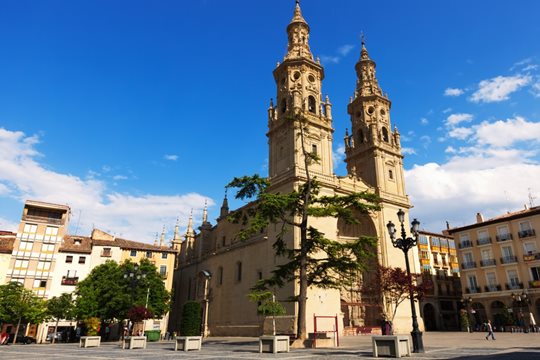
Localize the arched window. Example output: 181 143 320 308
382 127 389 142
236 261 242 282
308 96 316 113
218 266 224 285
281 99 287 114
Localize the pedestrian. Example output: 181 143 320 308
485 319 495 340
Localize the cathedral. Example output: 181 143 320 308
170 1 422 337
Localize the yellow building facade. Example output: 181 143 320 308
170 2 423 337
450 207 540 330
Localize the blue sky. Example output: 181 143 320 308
1 0 539 241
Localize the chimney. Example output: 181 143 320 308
476 212 484 223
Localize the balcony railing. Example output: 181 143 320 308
465 286 481 294
477 237 492 245
22 214 64 225
461 261 476 269
506 282 524 290
61 276 79 286
459 240 473 249
160 272 168 279
523 252 540 262
500 255 518 264
480 258 496 267
496 233 512 242
518 229 536 239
484 284 501 292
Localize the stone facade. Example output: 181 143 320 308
170 2 423 337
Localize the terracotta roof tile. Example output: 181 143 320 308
59 235 92 254
0 235 15 254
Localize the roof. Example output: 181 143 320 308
0 232 15 254
59 235 92 254
115 237 177 253
448 206 540 234
419 230 453 239
25 199 70 211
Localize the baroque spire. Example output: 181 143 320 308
220 190 229 218
160 225 165 246
285 0 313 61
354 35 382 97
202 200 208 224
186 210 194 237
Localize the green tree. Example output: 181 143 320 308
0 282 47 344
180 301 202 336
227 116 380 342
46 293 75 344
75 259 170 323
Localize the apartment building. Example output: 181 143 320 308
0 231 16 284
416 231 461 331
449 206 540 329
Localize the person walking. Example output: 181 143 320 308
485 319 496 340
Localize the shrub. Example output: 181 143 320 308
180 301 202 336
85 317 100 336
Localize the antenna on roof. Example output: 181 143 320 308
529 188 536 208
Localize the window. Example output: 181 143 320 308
146 251 152 258
463 252 473 264
388 169 394 180
222 236 226 247
14 259 29 269
501 246 513 258
311 144 318 155
218 266 223 285
519 221 532 231
257 271 263 280
161 253 168 259
79 256 86 264
308 96 316 113
420 251 429 259
44 226 59 242
19 241 33 251
524 242 537 255
160 265 167 277
507 270 520 287
130 250 137 257
382 127 389 142
22 223 37 239
41 243 55 253
37 261 51 271
280 99 287 113
236 262 242 282
358 129 364 143
33 279 47 288
481 249 492 260
101 247 112 257
531 267 540 281
486 272 497 286
418 235 428 245
66 256 73 263
468 275 478 289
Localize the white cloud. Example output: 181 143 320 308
532 80 540 97
446 113 473 127
401 147 416 155
420 118 429 125
444 88 464 97
442 108 452 114
406 115 540 232
0 127 212 242
333 144 345 168
0 217 18 232
112 175 128 181
164 154 178 161
337 44 355 56
470 74 531 103
448 127 474 140
474 116 540 147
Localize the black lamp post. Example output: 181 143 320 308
512 290 530 331
461 296 473 332
386 209 424 353
124 265 147 335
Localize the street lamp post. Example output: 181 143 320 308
461 296 473 332
124 265 147 335
511 290 530 332
386 209 424 353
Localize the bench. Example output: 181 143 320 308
122 336 147 350
174 336 202 351
259 335 290 353
372 335 411 358
79 336 101 348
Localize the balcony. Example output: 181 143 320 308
461 261 476 269
500 255 518 264
459 240 473 249
530 280 540 288
506 282 524 290
61 276 79 286
476 237 492 245
484 284 502 292
465 286 481 294
480 258 496 267
160 272 168 279
22 214 64 225
523 252 540 262
496 233 513 242
518 229 536 239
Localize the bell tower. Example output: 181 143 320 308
267 1 334 182
344 38 406 198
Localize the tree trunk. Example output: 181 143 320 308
297 227 308 341
52 318 59 344
12 317 22 345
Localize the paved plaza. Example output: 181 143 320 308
0 332 539 359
